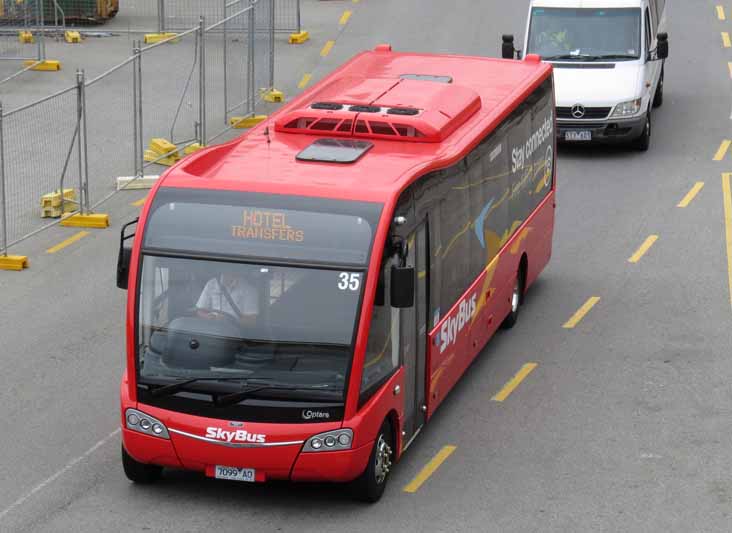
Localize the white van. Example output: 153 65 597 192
503 0 668 151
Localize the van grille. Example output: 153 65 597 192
557 107 611 120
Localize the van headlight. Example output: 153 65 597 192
125 408 170 439
303 429 353 452
611 98 642 117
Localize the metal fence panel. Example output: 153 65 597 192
139 28 201 170
0 85 82 248
85 59 138 207
0 0 43 85
160 0 298 33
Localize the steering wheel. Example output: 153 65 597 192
196 306 241 324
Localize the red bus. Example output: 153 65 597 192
116 45 555 502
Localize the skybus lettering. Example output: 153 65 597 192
205 427 267 443
231 209 305 242
439 293 478 354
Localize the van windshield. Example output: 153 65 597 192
527 7 642 61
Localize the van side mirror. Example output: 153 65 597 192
656 32 668 60
502 34 516 60
390 265 414 308
117 219 138 290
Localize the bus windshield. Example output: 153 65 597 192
136 189 383 401
527 7 642 61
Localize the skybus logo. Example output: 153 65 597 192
205 427 266 443
438 293 478 354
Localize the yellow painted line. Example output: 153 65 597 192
728 62 732 79
723 32 731 48
563 296 600 329
131 196 147 207
403 445 457 493
320 40 335 57
492 363 538 402
718 5 726 20
297 73 312 90
677 182 704 208
722 174 732 311
339 10 352 25
628 235 658 263
714 139 731 161
352 0 360 3
46 231 89 254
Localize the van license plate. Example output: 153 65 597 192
214 465 255 482
565 130 592 141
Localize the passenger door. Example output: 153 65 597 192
400 222 429 446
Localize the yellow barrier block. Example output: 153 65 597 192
41 203 77 219
60 213 110 228
143 32 179 44
64 31 82 43
183 143 204 155
23 60 61 71
288 31 310 44
261 88 284 103
0 255 29 271
18 31 34 44
144 137 180 166
41 188 76 208
229 115 267 129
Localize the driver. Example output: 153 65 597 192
196 270 259 325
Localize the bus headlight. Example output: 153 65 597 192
125 408 170 440
611 98 642 117
303 429 353 452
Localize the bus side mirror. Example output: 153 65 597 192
117 218 138 290
502 34 516 60
390 265 415 308
117 247 132 290
656 32 668 59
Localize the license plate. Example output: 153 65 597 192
565 130 592 141
214 465 256 482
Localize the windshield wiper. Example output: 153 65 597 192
146 376 251 398
593 54 639 60
214 381 340 407
543 54 601 61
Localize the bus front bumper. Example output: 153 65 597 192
122 420 373 483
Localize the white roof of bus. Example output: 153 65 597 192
531 0 643 8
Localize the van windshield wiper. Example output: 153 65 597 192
594 54 639 60
543 54 600 61
147 376 251 398
214 381 340 407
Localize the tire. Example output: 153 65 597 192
352 420 394 503
634 112 651 152
122 445 163 484
501 268 523 329
653 69 664 108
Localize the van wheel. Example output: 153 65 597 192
122 445 162 484
653 69 664 108
634 112 651 152
352 420 394 503
501 268 523 329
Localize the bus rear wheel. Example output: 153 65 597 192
122 445 162 484
352 419 394 503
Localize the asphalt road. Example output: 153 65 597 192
1 0 731 531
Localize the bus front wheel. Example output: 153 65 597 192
352 419 394 503
501 267 524 329
122 445 163 484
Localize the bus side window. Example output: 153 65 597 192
360 255 400 402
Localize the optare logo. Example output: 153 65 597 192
302 409 330 420
205 426 266 443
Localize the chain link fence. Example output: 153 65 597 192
0 0 277 260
